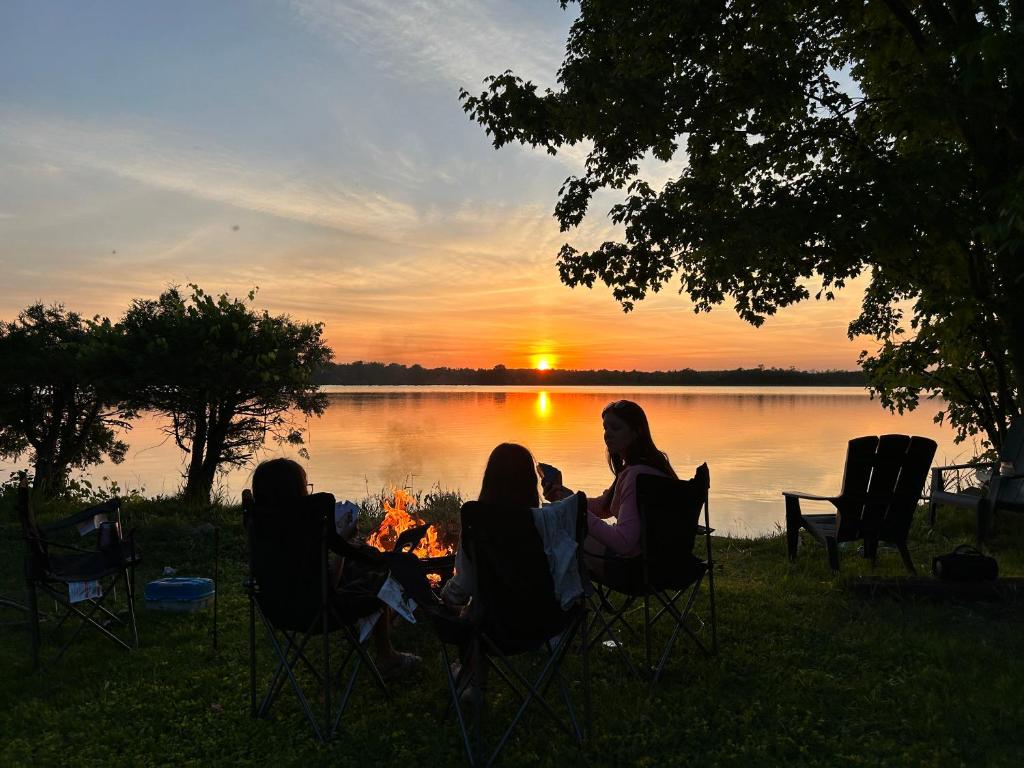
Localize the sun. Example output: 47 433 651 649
530 352 556 371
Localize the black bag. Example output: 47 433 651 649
932 545 998 581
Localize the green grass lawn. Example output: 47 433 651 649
1 498 1022 767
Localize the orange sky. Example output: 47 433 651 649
0 2 876 372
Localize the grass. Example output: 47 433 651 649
1 494 1022 767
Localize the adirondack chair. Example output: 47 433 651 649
928 417 1024 543
785 435 937 573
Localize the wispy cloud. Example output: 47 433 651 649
289 0 567 90
0 111 420 238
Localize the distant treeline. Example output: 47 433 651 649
315 362 867 387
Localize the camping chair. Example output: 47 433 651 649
428 492 590 768
785 434 937 573
16 475 140 670
243 489 390 742
929 417 1024 544
585 465 717 685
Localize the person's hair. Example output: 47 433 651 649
251 457 309 508
601 400 677 479
478 442 542 508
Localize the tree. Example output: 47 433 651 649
460 1 1023 450
121 286 332 503
0 305 132 496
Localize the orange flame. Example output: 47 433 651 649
365 488 454 560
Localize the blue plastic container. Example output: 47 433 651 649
144 577 215 612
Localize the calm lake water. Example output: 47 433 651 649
6 386 973 536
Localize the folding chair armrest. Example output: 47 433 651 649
781 491 837 502
696 525 715 535
333 536 386 565
584 550 637 563
931 461 996 476
40 499 121 534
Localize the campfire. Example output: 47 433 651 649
366 489 457 585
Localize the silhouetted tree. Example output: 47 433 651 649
121 286 331 504
461 1 1023 449
0 305 132 496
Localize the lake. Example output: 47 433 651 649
5 386 974 536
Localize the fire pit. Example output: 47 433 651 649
366 489 458 589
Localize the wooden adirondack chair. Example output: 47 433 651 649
785 435 937 573
928 417 1024 543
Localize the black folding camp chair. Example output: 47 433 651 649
16 475 140 670
243 489 391 742
585 465 717 685
428 492 590 767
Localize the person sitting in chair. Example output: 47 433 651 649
440 442 544 609
542 400 677 583
251 457 422 680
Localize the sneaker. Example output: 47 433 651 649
379 652 422 681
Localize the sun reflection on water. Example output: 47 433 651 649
535 390 551 418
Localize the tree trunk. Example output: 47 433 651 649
32 459 61 497
195 414 231 506
998 246 1024 425
182 406 211 503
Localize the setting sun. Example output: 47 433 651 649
537 359 550 371
533 354 555 371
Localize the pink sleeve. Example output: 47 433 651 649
586 470 641 556
587 485 614 518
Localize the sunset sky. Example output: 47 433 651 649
1 1 873 371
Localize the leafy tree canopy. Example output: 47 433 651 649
120 285 332 503
0 304 132 495
461 0 1023 449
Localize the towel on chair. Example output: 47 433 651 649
532 495 584 609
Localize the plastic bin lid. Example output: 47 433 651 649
144 576 215 601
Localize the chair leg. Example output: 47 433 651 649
707 562 718 656
977 499 992 546
483 626 582 767
863 537 879 567
322 609 331 741
643 595 652 675
248 593 258 718
439 641 476 766
581 601 591 741
826 537 840 573
124 566 139 649
785 496 801 561
258 619 324 741
584 594 638 677
26 579 41 671
896 542 916 574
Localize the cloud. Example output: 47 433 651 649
0 111 420 238
289 0 567 89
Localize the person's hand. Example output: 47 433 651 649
538 463 562 490
543 483 572 502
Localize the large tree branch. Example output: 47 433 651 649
920 0 958 42
882 0 930 53
56 400 102 467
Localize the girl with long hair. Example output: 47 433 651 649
440 442 543 607
544 399 676 557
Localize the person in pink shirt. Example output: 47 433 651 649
542 400 677 580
